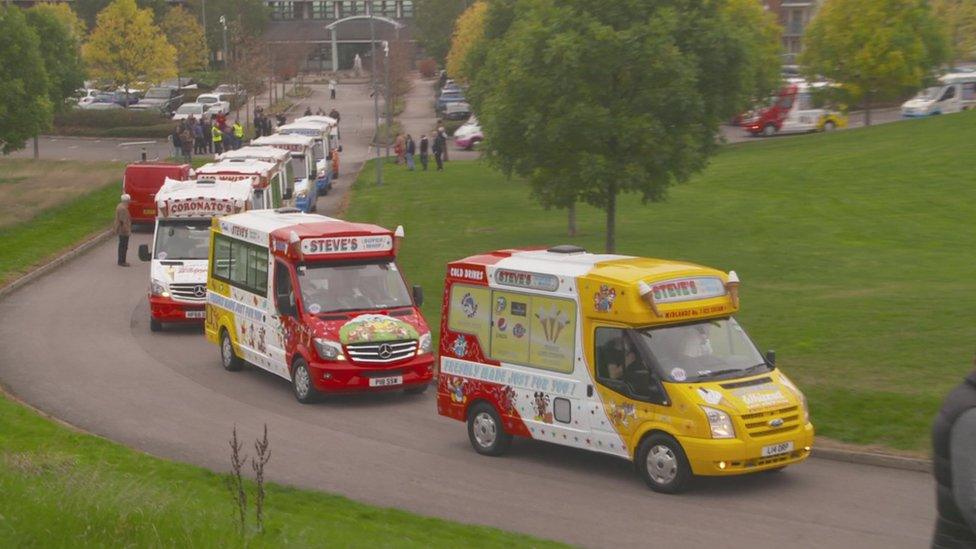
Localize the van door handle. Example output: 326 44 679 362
587 385 593 397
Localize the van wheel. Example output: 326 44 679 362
220 330 243 372
467 402 512 456
762 124 777 137
823 121 836 132
292 358 319 404
637 433 692 494
150 318 162 332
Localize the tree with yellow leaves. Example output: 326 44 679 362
445 1 487 82
30 2 86 42
931 0 976 63
160 6 208 80
83 0 176 98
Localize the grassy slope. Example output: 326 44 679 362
345 112 976 451
0 394 560 547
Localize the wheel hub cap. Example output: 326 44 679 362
473 412 497 447
295 367 310 397
647 445 678 484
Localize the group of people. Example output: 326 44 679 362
253 106 285 139
393 122 449 172
170 113 244 162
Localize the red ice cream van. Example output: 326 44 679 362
123 162 192 224
204 209 434 402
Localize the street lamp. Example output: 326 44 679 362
383 40 391 160
369 8 382 186
219 15 228 69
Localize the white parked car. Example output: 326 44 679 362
196 93 230 116
75 88 99 106
172 102 206 121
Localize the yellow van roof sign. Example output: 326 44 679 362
643 276 726 305
494 268 559 292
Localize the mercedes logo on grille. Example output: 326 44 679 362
769 418 784 428
377 344 394 359
193 285 207 298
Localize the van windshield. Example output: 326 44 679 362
915 86 941 100
153 219 211 260
633 318 769 383
297 260 412 314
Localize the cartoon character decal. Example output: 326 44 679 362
451 334 468 357
461 292 479 318
339 314 420 343
533 392 553 424
448 377 467 404
607 401 638 427
594 284 616 312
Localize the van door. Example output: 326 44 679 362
784 92 819 132
266 261 294 378
937 84 958 114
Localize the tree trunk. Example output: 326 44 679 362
864 92 872 126
605 182 617 253
567 201 577 237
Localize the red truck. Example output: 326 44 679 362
123 162 192 225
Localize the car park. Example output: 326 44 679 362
901 73 976 117
131 87 184 116
172 102 206 121
443 101 471 121
436 91 467 113
214 84 246 101
160 77 197 90
204 210 434 402
453 117 483 150
72 88 99 107
437 246 813 493
196 93 231 116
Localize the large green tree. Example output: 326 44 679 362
932 0 976 64
415 0 469 64
161 6 209 78
82 0 177 96
0 7 52 154
183 0 269 65
25 6 86 113
465 0 781 252
801 0 947 125
74 0 168 29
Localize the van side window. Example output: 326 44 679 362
212 234 231 279
595 327 659 403
941 85 956 101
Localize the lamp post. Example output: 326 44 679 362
383 40 391 160
219 15 228 69
201 0 208 69
369 9 382 186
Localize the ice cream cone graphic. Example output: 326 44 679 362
725 270 740 308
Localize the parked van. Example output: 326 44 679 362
218 146 295 199
901 73 976 117
252 134 318 212
122 162 192 225
195 159 285 211
741 81 847 136
276 121 334 195
436 246 813 493
204 209 434 402
138 178 254 332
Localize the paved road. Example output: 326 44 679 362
0 82 937 547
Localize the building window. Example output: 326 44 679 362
312 1 336 19
372 0 396 17
269 1 296 20
400 0 412 18
338 0 367 16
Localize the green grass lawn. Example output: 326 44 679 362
346 112 976 452
0 394 561 547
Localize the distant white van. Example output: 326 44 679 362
902 73 976 117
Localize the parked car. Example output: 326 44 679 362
453 117 483 150
160 77 197 90
80 91 136 110
436 91 467 113
443 100 471 120
196 93 231 116
71 88 99 107
214 84 246 101
130 86 184 115
171 102 206 120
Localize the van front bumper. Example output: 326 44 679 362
149 295 206 323
307 354 435 394
679 422 815 476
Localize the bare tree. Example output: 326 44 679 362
225 425 248 536
251 424 272 532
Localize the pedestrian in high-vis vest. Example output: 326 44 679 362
211 124 223 154
232 122 244 150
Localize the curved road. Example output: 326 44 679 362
0 232 935 548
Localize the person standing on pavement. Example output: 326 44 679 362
394 133 405 165
405 134 416 171
432 130 446 171
170 124 182 159
202 116 213 153
331 146 340 178
211 122 223 154
192 118 204 154
329 78 337 100
232 121 245 150
180 125 193 162
932 358 976 548
329 107 340 140
115 194 132 267
438 122 450 162
419 134 429 171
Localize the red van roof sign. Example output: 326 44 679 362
300 235 393 256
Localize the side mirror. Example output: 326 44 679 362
765 350 776 366
412 285 424 307
138 244 151 262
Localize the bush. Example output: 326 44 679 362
53 109 174 138
418 58 438 78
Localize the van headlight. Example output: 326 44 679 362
779 375 810 424
150 279 170 298
702 406 735 439
314 338 344 361
418 332 432 355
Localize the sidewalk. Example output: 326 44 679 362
399 73 479 162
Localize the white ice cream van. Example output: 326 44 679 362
902 73 976 117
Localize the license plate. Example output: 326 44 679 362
185 310 206 319
761 441 794 457
143 209 156 215
369 375 402 387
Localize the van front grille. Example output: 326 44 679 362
169 283 207 302
740 405 801 438
346 340 417 364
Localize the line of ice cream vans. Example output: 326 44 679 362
124 142 813 494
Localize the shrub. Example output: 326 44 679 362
55 109 168 128
418 58 438 78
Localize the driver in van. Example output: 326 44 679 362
681 325 714 358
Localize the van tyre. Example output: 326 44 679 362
762 124 777 137
637 433 692 494
220 330 244 372
292 358 319 404
150 318 162 332
467 402 512 456
823 121 836 132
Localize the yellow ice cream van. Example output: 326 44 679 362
436 245 813 493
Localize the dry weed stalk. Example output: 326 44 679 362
252 424 272 532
